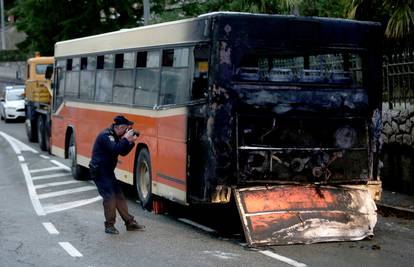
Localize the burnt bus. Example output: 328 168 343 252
52 12 382 246
188 13 382 246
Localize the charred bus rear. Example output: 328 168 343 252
188 13 382 246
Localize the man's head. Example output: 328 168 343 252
113 115 134 137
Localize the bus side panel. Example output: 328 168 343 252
51 102 158 185
155 111 187 203
51 114 66 158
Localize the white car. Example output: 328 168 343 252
0 87 26 122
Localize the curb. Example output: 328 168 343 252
377 203 414 220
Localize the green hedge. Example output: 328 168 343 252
0 50 27 62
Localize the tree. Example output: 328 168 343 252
12 0 157 55
154 0 303 22
345 0 414 40
300 0 347 18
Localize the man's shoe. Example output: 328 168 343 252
126 221 145 231
105 225 119 235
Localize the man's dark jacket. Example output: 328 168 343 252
90 125 135 179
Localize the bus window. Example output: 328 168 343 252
160 48 190 105
192 45 209 100
124 52 135 68
113 53 134 104
87 56 96 70
66 59 72 71
235 52 363 87
65 70 79 98
80 57 87 70
80 71 95 100
135 51 160 107
64 58 79 98
72 58 80 71
97 55 104 69
95 70 113 102
104 54 114 69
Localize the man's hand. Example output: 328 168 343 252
124 129 138 143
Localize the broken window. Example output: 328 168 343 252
235 52 363 87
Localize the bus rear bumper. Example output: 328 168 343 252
233 185 377 246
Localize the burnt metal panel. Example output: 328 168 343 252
234 185 377 246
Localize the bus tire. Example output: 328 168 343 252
37 115 47 151
68 133 85 180
136 148 153 210
25 117 38 142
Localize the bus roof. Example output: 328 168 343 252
54 16 210 58
54 12 381 58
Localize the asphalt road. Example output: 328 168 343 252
0 119 413 267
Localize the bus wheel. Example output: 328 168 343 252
37 116 47 151
25 118 38 142
136 148 152 210
68 134 85 180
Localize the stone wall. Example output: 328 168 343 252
0 61 25 91
382 108 414 147
381 105 414 195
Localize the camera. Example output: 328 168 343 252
132 130 140 137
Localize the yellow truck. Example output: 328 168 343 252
25 56 54 151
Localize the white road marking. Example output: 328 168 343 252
32 173 70 181
259 250 307 267
178 218 216 233
38 186 96 199
34 180 82 189
43 196 102 214
30 166 63 173
0 131 97 217
20 163 46 216
0 131 38 154
59 242 83 257
203 250 239 260
42 222 59 234
50 160 71 171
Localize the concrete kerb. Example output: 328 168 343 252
377 203 414 220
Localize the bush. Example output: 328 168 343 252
0 50 27 62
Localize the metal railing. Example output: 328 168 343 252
383 52 414 109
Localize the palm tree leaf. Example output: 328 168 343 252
385 4 414 39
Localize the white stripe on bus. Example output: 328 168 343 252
64 101 188 117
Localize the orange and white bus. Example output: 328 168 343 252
50 12 382 246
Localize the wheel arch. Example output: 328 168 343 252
133 143 150 186
64 125 75 159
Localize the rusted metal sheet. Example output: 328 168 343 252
234 185 377 246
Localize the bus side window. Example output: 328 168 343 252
135 51 160 107
53 60 66 111
192 45 209 100
160 48 190 105
64 58 80 98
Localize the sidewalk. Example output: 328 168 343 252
377 190 414 219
